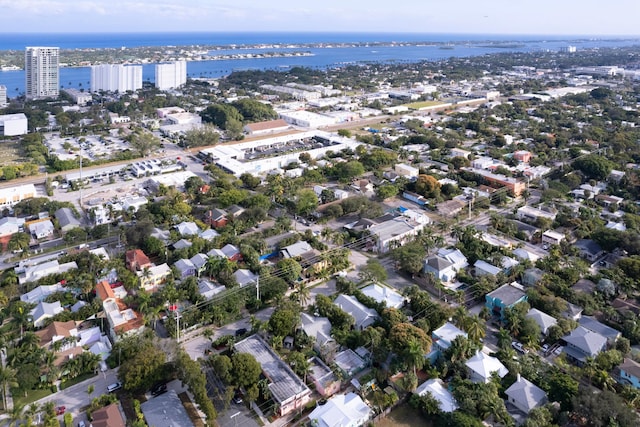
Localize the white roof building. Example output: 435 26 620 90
0 113 28 136
505 375 548 413
415 379 458 413
466 351 509 383
31 301 64 328
526 308 557 335
360 284 405 309
21 283 64 305
334 294 379 331
0 184 37 208
19 261 78 285
308 392 372 427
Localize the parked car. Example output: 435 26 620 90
235 328 247 337
511 341 529 354
151 383 167 396
541 344 550 354
553 346 564 356
78 421 86 427
107 382 122 393
232 390 243 404
55 406 66 416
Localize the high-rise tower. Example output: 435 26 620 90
25 47 60 99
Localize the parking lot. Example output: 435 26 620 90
44 130 131 162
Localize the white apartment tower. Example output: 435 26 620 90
0 85 7 107
91 64 143 93
25 47 60 99
155 61 187 90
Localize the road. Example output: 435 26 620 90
26 368 120 427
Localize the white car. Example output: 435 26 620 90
541 344 550 354
511 341 529 354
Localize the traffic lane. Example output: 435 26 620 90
37 369 119 416
217 402 259 427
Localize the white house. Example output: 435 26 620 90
505 374 548 413
526 308 557 336
334 294 379 331
542 230 565 246
394 163 419 178
360 284 405 309
20 283 64 305
29 220 55 239
308 392 372 427
466 351 509 383
31 301 64 328
414 379 458 413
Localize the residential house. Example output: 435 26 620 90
35 320 78 351
541 230 565 246
485 282 527 318
300 313 337 359
308 357 340 398
308 392 372 427
522 267 545 287
424 256 456 282
90 403 126 427
516 206 556 222
573 279 596 295
368 217 426 253
140 390 194 427
360 284 405 309
579 316 621 345
221 244 242 261
466 351 509 383
235 335 311 416
19 261 78 285
197 279 225 300
228 204 245 218
20 283 64 304
206 208 228 228
595 194 624 208
174 259 196 279
526 308 557 336
414 379 458 413
574 239 605 262
172 238 192 250
617 358 640 389
562 326 607 366
190 253 209 275
0 217 23 239
97 281 145 341
125 249 152 272
137 263 171 291
31 301 64 328
505 375 548 414
280 241 314 259
562 301 584 321
54 208 81 232
29 220 55 239
474 260 502 277
501 256 519 274
175 221 199 236
333 349 367 377
233 269 258 287
431 322 468 354
199 228 220 241
334 294 379 330
437 248 469 270
512 248 540 263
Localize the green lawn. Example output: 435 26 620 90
375 402 433 427
403 100 446 110
60 372 96 390
0 140 23 164
12 388 53 407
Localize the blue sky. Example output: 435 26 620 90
1 0 638 35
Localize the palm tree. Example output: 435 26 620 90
8 402 24 427
496 328 511 350
292 281 311 307
452 306 468 330
465 315 486 344
0 365 17 410
403 338 426 380
10 302 33 339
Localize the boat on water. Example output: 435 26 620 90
1 65 20 71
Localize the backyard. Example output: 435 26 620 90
374 402 432 427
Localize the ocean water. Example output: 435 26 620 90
1 32 639 98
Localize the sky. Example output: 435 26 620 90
1 0 639 36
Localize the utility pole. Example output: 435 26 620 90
256 276 260 301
